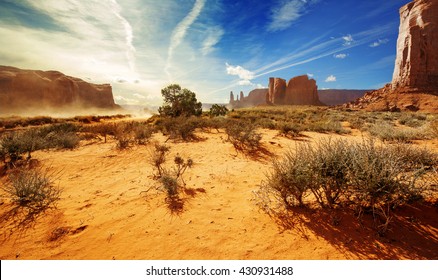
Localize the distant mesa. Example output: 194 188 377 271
348 0 438 112
229 74 323 108
318 89 368 106
0 65 120 114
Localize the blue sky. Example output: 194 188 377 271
0 0 411 105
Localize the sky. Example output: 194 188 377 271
0 0 412 105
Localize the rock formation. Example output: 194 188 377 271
266 75 322 106
392 0 438 92
229 74 323 108
348 0 438 112
0 65 119 114
229 89 267 108
267 78 286 104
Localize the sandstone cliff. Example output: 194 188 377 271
348 0 438 112
0 66 119 114
229 74 323 108
392 0 438 92
266 75 322 106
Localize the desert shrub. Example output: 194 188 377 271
159 173 179 197
310 139 352 208
225 120 262 152
83 122 117 143
115 127 132 149
2 167 61 211
347 140 428 234
149 143 170 178
259 144 315 208
428 119 438 138
276 121 303 138
399 113 427 128
158 116 198 142
209 104 229 117
133 123 154 145
368 122 428 142
158 84 202 117
257 138 434 234
0 133 25 165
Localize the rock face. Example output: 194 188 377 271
0 65 118 113
348 0 438 113
229 89 268 108
392 0 438 92
267 75 322 106
229 74 322 108
267 78 286 104
318 89 368 106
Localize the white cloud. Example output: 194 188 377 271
225 63 255 80
267 0 319 32
165 0 206 80
201 27 224 55
342 34 354 46
325 75 336 82
369 38 389 47
307 73 314 77
334 53 347 59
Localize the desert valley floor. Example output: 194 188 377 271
1 125 437 260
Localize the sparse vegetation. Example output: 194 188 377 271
225 120 262 153
256 138 437 235
2 167 61 211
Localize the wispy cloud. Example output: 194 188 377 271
334 53 347 59
369 38 389 47
201 26 224 55
342 34 354 46
267 0 319 32
325 75 336 82
165 0 205 80
253 22 396 78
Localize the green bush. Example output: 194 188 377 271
209 104 229 117
158 84 202 117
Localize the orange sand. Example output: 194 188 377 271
1 129 437 260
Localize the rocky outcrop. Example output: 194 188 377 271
266 75 322 106
347 0 438 113
318 90 368 106
0 65 118 114
229 74 323 108
267 78 286 104
392 0 438 92
229 89 268 108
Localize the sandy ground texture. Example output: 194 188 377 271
0 128 437 260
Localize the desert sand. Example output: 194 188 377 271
1 126 437 260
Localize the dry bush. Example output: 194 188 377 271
256 138 436 235
276 121 303 138
367 122 428 142
2 167 61 211
225 120 262 152
133 123 154 145
158 116 199 142
82 122 117 143
149 143 170 178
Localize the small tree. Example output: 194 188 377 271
158 84 202 117
209 104 229 117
